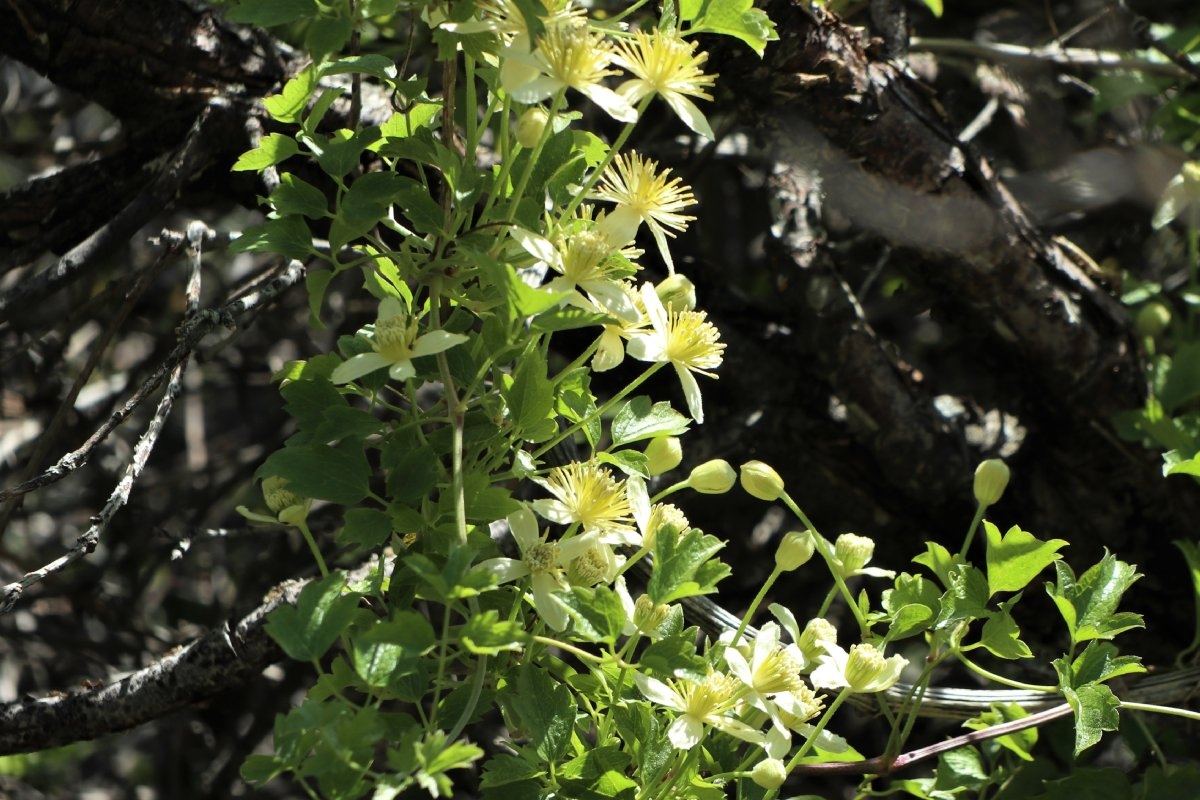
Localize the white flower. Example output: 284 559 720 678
512 226 639 321
593 152 696 273
331 297 468 384
476 505 597 630
633 670 765 750
832 533 895 580
531 460 638 544
810 642 908 694
626 283 724 423
611 29 717 138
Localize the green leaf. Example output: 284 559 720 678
559 746 638 799
639 627 705 679
324 54 400 80
985 521 1067 595
339 507 393 548
530 307 612 332
686 0 778 56
560 585 627 643
1031 767 1133 800
1063 683 1122 755
1045 553 1143 645
258 442 371 505
647 527 729 604
931 746 987 794
230 215 313 260
375 104 442 142
883 572 940 640
505 348 555 437
610 396 691 447
352 611 436 687
913 541 961 588
933 564 990 629
460 610 529 654
555 368 600 448
305 14 353 63
233 133 300 172
918 0 943 17
480 754 544 788
1067 641 1145 686
313 405 384 443
264 65 319 123
280 378 344 432
508 668 574 762
963 703 1037 761
978 596 1033 659
265 573 358 660
240 753 285 785
332 170 403 248
887 603 934 641
1160 341 1200 413
383 443 440 503
597 449 650 479
269 173 328 218
226 0 318 26
315 126 382 179
394 178 447 236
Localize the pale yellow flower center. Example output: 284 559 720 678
845 644 886 691
644 503 688 549
373 315 418 362
596 153 696 233
526 542 560 574
567 544 609 585
558 229 614 284
751 647 807 695
663 309 724 373
545 461 632 530
616 31 715 99
681 672 739 719
540 22 615 90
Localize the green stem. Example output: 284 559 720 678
781 489 869 634
729 565 783 647
559 95 654 221
296 520 329 577
953 651 1057 693
501 91 567 225
761 688 854 800
1120 700 1200 723
531 362 665 459
959 502 987 559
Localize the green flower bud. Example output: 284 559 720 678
655 274 697 311
687 459 736 494
1135 302 1171 339
834 533 875 575
973 459 1010 507
515 107 549 148
633 593 672 636
644 436 683 476
843 643 907 693
740 460 785 501
751 758 788 790
775 530 815 571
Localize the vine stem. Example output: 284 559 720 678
958 502 987 558
729 564 784 647
531 362 665 459
953 650 1057 693
779 489 869 634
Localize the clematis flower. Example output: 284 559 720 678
476 505 597 630
626 282 725 423
501 23 637 123
612 29 717 138
593 152 696 273
633 670 765 750
832 533 895 580
531 460 638 544
724 621 812 732
331 297 468 385
237 476 311 527
811 642 908 694
512 226 639 321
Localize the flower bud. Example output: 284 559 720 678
740 460 785 501
775 530 815 572
843 643 907 693
751 758 788 790
687 459 736 494
834 533 875 576
644 436 683 476
655 274 697 311
515 107 549 148
973 459 1010 507
633 593 672 636
1135 302 1171 339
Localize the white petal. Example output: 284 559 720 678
389 359 417 381
626 475 650 532
768 603 801 643
378 296 406 320
331 351 391 384
667 716 704 750
557 531 601 562
411 329 469 357
531 498 575 525
1152 176 1188 229
676 365 704 423
583 280 640 322
511 227 559 266
724 647 754 686
592 329 625 372
532 572 570 630
625 332 665 363
581 83 638 123
596 205 642 251
511 75 560 105
475 557 530 585
507 505 540 552
666 94 715 140
632 672 683 710
649 222 676 275
639 282 669 334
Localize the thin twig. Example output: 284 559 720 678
910 36 1195 81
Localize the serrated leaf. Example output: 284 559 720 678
984 521 1068 595
647 527 728 604
461 610 528 654
963 703 1037 761
264 65 319 123
887 603 934 641
510 668 574 761
913 541 961 588
1046 554 1143 645
1068 641 1146 686
610 396 690 447
597 449 650 478
978 597 1033 659
316 126 382 179
1159 341 1200 413
269 173 328 218
265 573 358 661
352 611 436 687
258 442 371 505
375 104 442 143
305 14 352 63
339 507 393 548
231 215 313 260
1034 767 1134 800
480 754 544 788
687 0 778 56
280 378 344 431
530 307 612 332
505 348 554 436
1060 682 1121 755
324 54 400 80
933 564 990 629
233 133 300 172
560 585 627 643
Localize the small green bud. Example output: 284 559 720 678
740 460 785 501
515 107 549 148
687 459 736 494
1135 302 1171 339
262 475 310 526
633 593 672 635
751 758 788 790
973 459 1010 507
775 530 815 571
655 274 697 311
834 533 875 575
644 436 683 476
